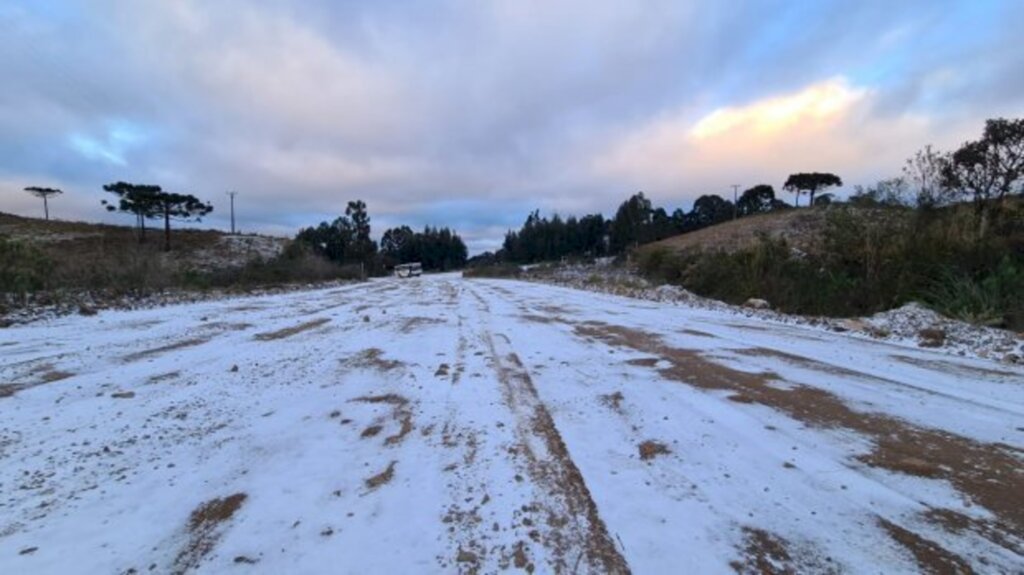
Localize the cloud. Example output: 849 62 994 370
589 76 986 204
1 1 1023 253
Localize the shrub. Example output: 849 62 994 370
0 237 53 293
461 264 522 278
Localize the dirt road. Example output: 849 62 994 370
1 275 1021 573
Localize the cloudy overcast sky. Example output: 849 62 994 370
2 1 1022 252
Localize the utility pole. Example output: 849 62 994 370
226 191 238 234
731 184 740 220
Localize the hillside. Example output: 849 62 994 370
641 208 830 256
0 212 287 274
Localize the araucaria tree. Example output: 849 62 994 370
102 182 212 250
102 182 162 243
23 186 63 220
783 172 842 207
151 192 214 251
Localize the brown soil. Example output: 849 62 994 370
123 337 212 362
521 313 558 324
924 508 1022 556
728 526 837 575
638 440 670 461
254 317 330 341
735 347 893 383
573 320 1024 540
625 357 660 367
352 393 408 405
147 371 180 384
385 413 414 446
111 391 136 399
352 394 414 446
173 493 247 574
345 348 403 372
0 366 74 398
890 354 1021 380
365 461 396 490
879 518 973 574
361 425 383 438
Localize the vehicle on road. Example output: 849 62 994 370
394 262 422 278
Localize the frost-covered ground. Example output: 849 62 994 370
1 274 1021 574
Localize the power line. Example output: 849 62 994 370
731 184 740 220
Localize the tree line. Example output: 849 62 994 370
295 201 468 275
493 177 834 264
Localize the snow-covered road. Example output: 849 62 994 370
1 274 1022 573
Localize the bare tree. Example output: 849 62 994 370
23 187 63 220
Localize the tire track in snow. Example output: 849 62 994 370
463 283 631 574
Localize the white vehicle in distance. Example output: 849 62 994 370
394 262 423 278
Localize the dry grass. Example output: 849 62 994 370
642 208 829 257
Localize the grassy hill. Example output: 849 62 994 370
0 212 287 271
641 207 830 257
0 213 355 300
634 201 1024 329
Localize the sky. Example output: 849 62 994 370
2 1 1023 253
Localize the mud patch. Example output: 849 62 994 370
361 424 383 438
729 526 838 575
365 461 396 490
173 493 247 574
890 354 1020 380
123 337 212 362
924 508 1022 556
879 518 972 574
400 316 446 331
521 313 559 324
254 317 330 341
351 394 414 446
0 366 74 398
736 347 894 383
345 348 403 372
147 371 181 384
638 440 670 461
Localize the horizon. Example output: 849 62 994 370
2 1 1023 254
